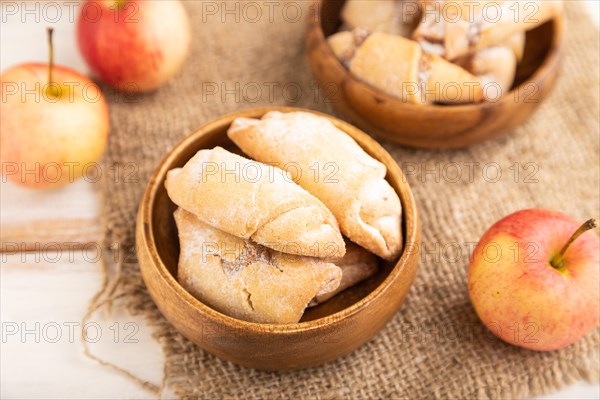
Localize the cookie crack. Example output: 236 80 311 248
242 288 255 311
220 242 281 279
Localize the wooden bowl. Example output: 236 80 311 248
307 0 565 149
136 107 420 370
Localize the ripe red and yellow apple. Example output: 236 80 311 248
469 209 599 351
77 0 190 93
0 30 109 189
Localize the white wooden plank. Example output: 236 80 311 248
1 255 164 399
0 180 98 225
0 1 88 73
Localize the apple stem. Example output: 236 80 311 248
550 218 597 269
47 27 54 86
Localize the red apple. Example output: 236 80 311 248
77 0 190 93
0 29 109 189
468 209 599 351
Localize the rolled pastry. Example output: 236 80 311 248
341 0 420 38
309 242 379 306
165 147 345 258
456 45 517 100
175 208 342 324
414 0 562 60
327 29 369 68
228 111 402 260
453 30 524 99
328 30 483 104
506 32 526 62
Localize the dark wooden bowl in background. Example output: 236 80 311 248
307 0 565 149
136 107 421 370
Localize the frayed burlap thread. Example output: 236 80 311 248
96 2 599 399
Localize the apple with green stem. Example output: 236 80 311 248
77 0 190 93
468 209 599 351
0 28 109 189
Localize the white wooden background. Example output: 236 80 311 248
1 1 599 399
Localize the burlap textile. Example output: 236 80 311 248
97 1 600 398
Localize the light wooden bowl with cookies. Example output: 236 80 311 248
135 107 420 370
306 0 565 149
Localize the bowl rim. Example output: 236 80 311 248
309 0 565 111
139 106 419 333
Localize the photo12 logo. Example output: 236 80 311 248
401 161 540 184
200 80 339 105
1 321 139 344
1 1 139 24
196 160 339 184
418 1 542 25
405 239 541 265
0 161 139 187
200 1 304 24
1 241 138 266
1 80 103 104
396 321 539 345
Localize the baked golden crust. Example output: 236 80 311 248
414 0 562 60
329 31 483 104
506 32 525 62
228 111 402 260
341 0 420 38
456 45 517 100
175 208 342 324
350 32 422 102
165 147 345 258
310 242 379 306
